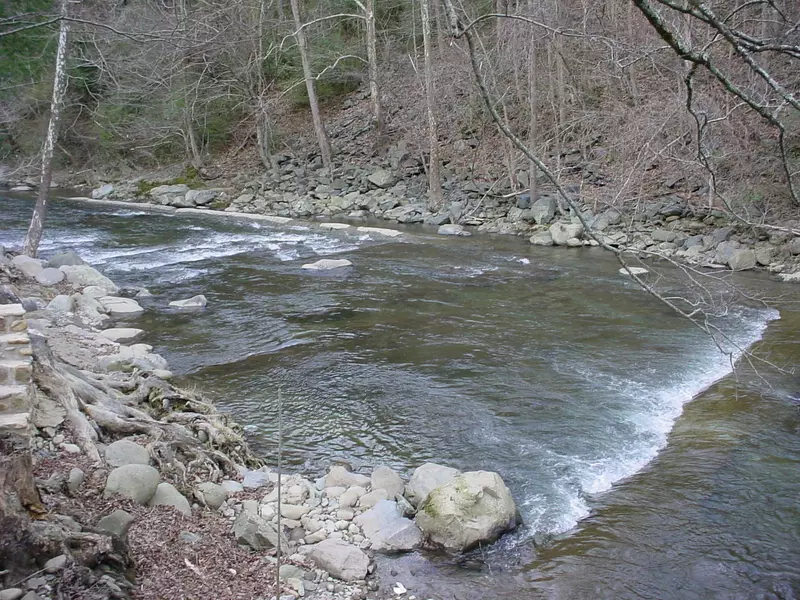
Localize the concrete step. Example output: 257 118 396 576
0 384 29 412
0 359 32 385
0 412 29 432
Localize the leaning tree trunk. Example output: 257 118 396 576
420 0 444 211
23 0 70 258
289 0 333 170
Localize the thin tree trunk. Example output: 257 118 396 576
420 0 444 210
289 0 332 170
256 0 272 168
528 0 538 204
23 0 70 257
365 0 386 143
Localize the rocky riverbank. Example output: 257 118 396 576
0 250 521 600
62 160 799 282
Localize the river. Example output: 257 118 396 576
2 194 798 599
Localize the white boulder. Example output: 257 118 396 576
405 462 460 507
301 259 353 271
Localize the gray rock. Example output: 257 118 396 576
652 229 677 243
415 471 518 552
684 235 705 249
104 464 160 504
149 184 190 206
168 295 207 309
367 169 396 189
67 468 85 494
233 511 288 550
0 589 24 600
99 328 145 344
405 463 460 507
530 231 553 246
755 247 774 266
618 267 649 276
549 222 584 246
185 189 217 206
515 194 531 209
197 482 227 510
301 259 352 271
43 554 67 573
12 255 44 278
324 466 371 488
355 499 422 553
728 248 757 271
711 227 734 245
530 197 557 225
91 184 114 199
241 469 270 490
789 237 800 255
46 295 75 313
279 564 306 581
371 466 404 498
99 296 144 317
21 298 42 312
221 480 244 494
148 482 191 516
48 250 85 268
60 265 119 294
714 240 740 266
105 439 150 467
591 209 622 231
437 224 472 237
35 267 65 287
96 509 135 539
309 539 369 582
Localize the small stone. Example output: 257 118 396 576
168 295 207 309
618 266 649 276
43 554 67 574
67 468 85 494
301 259 353 271
61 443 80 454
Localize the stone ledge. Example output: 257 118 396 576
0 412 30 432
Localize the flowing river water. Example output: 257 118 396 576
2 194 799 599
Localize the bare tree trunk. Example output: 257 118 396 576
23 0 70 258
365 0 386 143
255 0 272 168
420 0 444 210
289 0 332 170
527 0 539 204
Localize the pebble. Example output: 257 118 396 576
61 443 80 454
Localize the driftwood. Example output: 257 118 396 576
30 333 261 485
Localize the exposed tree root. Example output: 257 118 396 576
30 333 262 488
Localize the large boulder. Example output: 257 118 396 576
308 539 369 581
233 512 287 550
415 471 518 552
549 222 584 246
148 482 191 516
530 231 553 246
149 184 190 207
371 466 404 498
47 294 75 313
104 464 160 504
530 197 557 225
59 265 119 294
355 499 422 553
405 463 460 507
591 209 621 231
185 189 217 206
104 439 150 468
48 250 86 268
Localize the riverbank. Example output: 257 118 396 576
69 169 800 284
0 249 522 600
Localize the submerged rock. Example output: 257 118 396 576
168 295 207 309
415 470 518 552
301 259 353 271
618 266 649 276
438 224 472 237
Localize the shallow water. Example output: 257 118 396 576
2 195 798 599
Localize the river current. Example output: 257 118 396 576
2 195 798 599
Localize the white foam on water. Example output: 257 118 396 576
534 306 779 535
